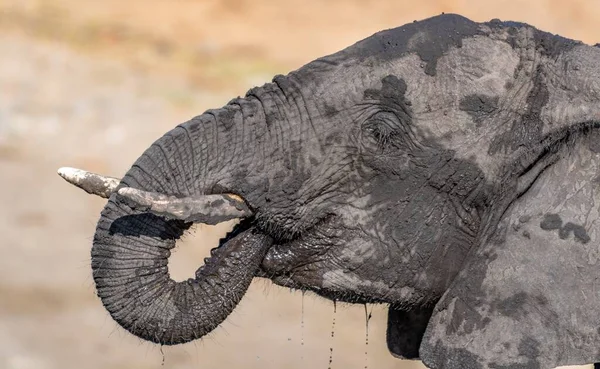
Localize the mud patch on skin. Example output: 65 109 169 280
559 222 591 243
459 94 499 125
323 103 338 118
587 129 600 153
517 337 542 368
531 32 580 58
495 292 549 318
446 297 491 336
518 215 531 223
348 14 483 77
539 213 590 243
422 343 484 369
489 64 549 154
540 213 562 230
364 75 412 117
488 337 542 369
490 19 580 58
498 292 527 316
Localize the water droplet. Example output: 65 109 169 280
364 304 373 369
328 300 337 369
160 345 165 366
301 290 305 360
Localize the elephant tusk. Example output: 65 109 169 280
117 188 252 224
57 167 252 223
57 167 120 199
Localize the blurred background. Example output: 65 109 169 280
0 1 598 368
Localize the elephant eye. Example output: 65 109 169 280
361 111 403 148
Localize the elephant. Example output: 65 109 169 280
58 13 600 369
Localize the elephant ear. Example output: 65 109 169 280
420 134 600 369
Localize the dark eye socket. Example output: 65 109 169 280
361 111 402 147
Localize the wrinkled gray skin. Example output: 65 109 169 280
92 14 600 368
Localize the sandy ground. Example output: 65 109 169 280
0 1 599 368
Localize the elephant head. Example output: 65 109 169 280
60 14 600 369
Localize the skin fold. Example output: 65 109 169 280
89 13 600 368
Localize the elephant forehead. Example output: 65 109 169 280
304 21 598 185
409 34 520 100
402 35 520 130
312 34 522 179
397 36 521 178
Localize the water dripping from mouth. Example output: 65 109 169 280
363 304 373 369
160 345 165 366
328 300 337 369
301 290 305 361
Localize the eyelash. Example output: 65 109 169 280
362 112 401 147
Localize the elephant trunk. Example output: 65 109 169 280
91 100 273 345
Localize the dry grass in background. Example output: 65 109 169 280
0 1 598 368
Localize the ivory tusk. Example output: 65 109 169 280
57 167 252 223
57 167 120 198
117 187 252 224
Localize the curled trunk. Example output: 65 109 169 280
91 111 272 345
